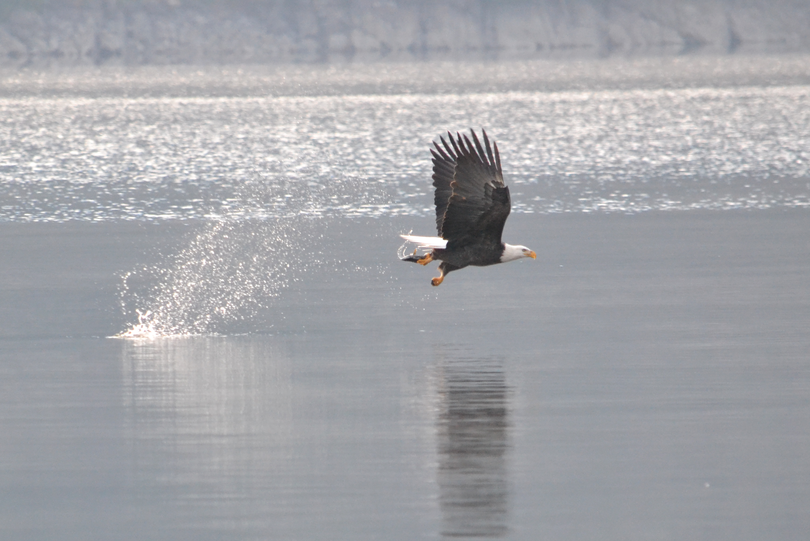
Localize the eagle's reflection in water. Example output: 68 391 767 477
434 353 510 538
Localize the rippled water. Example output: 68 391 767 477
3 58 810 540
4 56 810 336
2 57 810 223
4 212 810 540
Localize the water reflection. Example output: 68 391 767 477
120 336 294 520
118 336 443 538
433 353 511 538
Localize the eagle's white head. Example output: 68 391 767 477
501 243 537 263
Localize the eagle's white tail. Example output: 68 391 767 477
399 234 447 249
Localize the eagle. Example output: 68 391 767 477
401 129 536 286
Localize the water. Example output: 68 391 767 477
3 57 810 223
2 57 810 539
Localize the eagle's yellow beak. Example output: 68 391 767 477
527 251 537 259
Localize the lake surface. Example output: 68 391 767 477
2 57 810 539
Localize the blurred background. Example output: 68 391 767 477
2 0 809 67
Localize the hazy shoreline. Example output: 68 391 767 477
2 0 809 69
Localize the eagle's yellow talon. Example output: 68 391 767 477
431 276 443 286
417 253 433 266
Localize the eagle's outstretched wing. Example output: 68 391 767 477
430 129 511 249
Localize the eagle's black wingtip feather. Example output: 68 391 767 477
470 129 489 166
461 133 475 158
449 132 462 156
482 129 496 167
432 142 450 162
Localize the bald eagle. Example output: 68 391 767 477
401 129 536 286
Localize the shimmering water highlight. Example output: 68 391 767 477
2 83 809 222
